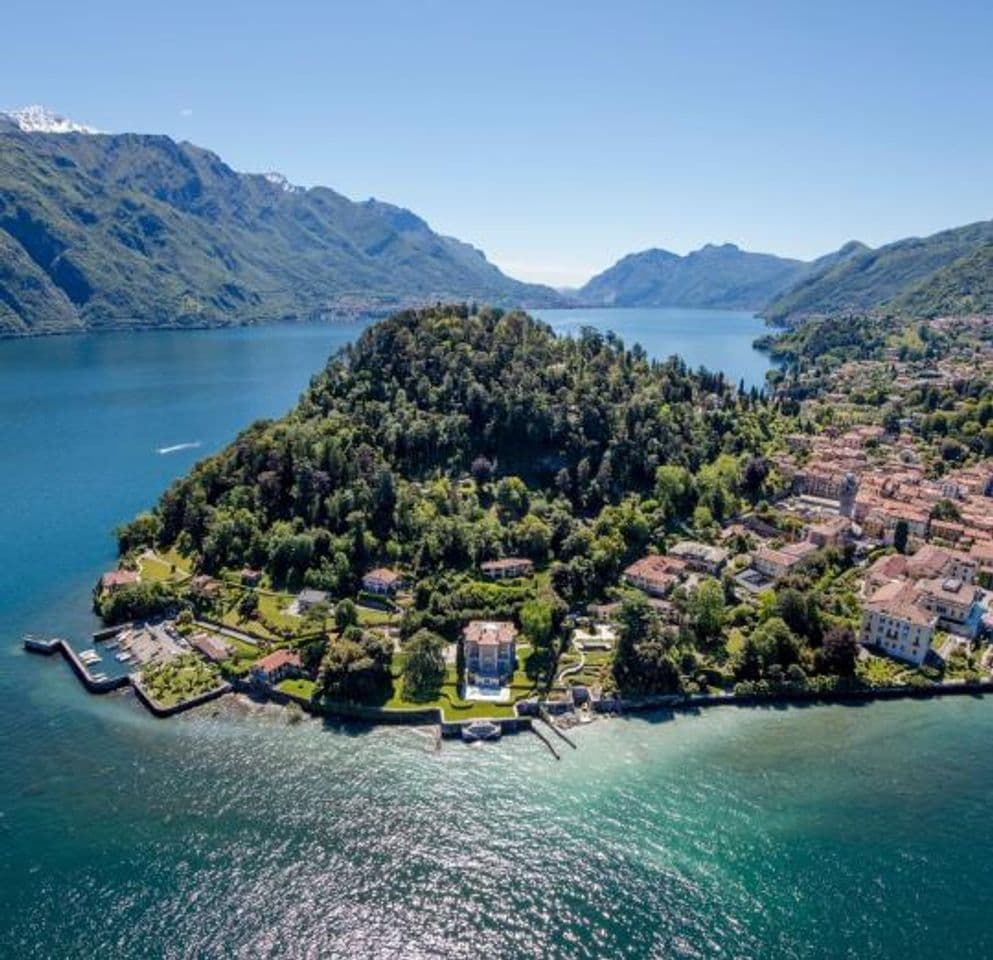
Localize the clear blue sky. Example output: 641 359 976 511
4 0 992 286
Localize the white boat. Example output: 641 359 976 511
115 652 132 662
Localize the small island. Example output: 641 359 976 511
33 305 993 740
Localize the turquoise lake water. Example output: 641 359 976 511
1 312 990 959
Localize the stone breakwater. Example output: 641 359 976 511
23 635 229 717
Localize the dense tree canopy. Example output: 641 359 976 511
118 305 783 605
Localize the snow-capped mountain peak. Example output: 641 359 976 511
3 105 99 134
263 171 303 194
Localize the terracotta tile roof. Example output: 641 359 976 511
364 567 400 584
101 569 139 589
906 544 973 580
867 553 908 580
970 540 993 563
254 649 302 672
463 620 517 647
190 632 232 661
624 554 686 581
865 582 937 627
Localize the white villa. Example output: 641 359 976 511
859 581 937 665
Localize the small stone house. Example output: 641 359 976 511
297 588 330 612
251 649 303 686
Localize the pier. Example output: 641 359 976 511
23 636 129 693
23 633 228 715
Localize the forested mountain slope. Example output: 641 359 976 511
0 118 563 336
763 221 993 322
120 305 779 605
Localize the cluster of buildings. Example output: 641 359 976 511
860 544 987 664
622 540 730 598
776 429 993 665
779 427 993 567
616 427 993 672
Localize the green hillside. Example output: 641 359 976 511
0 122 563 336
892 242 993 317
763 221 993 322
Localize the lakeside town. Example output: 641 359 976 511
31 411 993 743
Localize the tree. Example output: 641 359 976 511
97 581 177 625
317 630 392 701
513 513 552 560
237 590 259 620
116 511 162 553
334 598 358 631
736 617 800 680
303 600 331 636
688 577 725 643
612 595 680 694
471 456 494 484
742 456 769 499
931 498 962 522
692 504 715 532
519 598 555 648
817 625 858 678
893 519 909 554
776 588 821 644
495 476 529 520
402 629 447 700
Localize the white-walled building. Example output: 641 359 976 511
859 582 937 665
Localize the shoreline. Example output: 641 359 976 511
28 634 989 737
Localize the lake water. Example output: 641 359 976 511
534 306 774 389
0 314 990 959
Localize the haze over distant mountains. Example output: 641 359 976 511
2 106 993 336
578 243 831 311
582 223 993 322
0 107 563 336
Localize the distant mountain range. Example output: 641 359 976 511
0 107 563 336
578 243 811 310
3 106 993 336
581 221 993 322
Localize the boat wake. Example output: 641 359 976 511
156 441 202 455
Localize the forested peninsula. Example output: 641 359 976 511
100 305 993 721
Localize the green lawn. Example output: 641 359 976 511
219 606 282 642
356 606 397 627
138 551 191 583
221 635 259 661
381 681 519 720
257 592 309 633
278 678 317 700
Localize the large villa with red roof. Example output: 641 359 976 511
463 620 517 686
